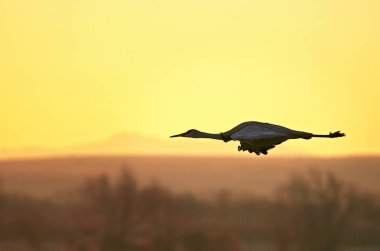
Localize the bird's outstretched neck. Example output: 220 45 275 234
195 131 223 140
312 131 345 138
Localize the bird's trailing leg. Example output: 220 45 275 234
312 131 345 138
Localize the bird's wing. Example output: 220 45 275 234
231 125 288 155
230 125 288 140
224 121 312 140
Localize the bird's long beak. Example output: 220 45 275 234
170 132 185 138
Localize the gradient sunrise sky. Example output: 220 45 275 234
1 0 379 156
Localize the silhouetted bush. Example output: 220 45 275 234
271 170 359 251
0 168 379 251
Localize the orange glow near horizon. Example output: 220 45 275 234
1 0 379 157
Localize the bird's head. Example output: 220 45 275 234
170 129 201 138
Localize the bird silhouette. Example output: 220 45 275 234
170 121 345 155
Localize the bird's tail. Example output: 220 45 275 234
312 131 345 138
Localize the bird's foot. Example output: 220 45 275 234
329 131 345 138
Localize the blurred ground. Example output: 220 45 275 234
0 156 379 251
0 156 379 199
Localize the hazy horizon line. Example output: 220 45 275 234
1 152 379 163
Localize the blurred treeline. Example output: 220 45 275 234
0 169 379 251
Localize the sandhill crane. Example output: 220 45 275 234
170 121 345 155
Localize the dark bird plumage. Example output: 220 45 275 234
170 121 345 155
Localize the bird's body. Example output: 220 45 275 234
170 121 345 155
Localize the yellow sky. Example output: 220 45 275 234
0 0 379 156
